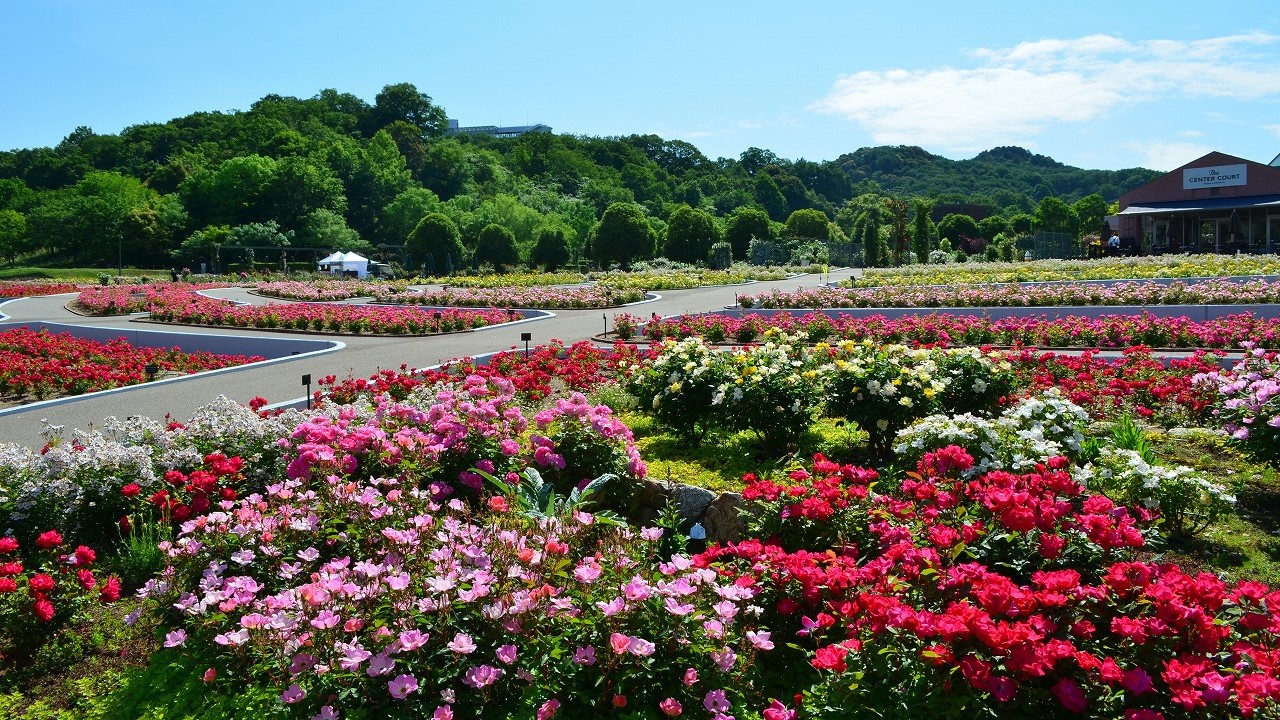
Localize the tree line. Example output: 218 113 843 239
0 83 1159 273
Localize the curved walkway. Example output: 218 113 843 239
0 270 855 448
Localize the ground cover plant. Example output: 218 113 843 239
0 326 264 403
741 277 1280 309
5 312 1280 717
852 254 1280 287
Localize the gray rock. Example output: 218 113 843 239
703 492 745 545
676 485 716 523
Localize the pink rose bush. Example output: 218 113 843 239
1194 343 1280 466
140 472 768 716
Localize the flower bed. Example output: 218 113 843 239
853 254 1280 287
591 266 791 291
434 271 587 288
631 310 1280 350
0 326 264 402
254 280 410 302
742 277 1280 309
0 280 83 299
376 285 647 309
73 282 234 316
146 294 514 335
4 324 1280 717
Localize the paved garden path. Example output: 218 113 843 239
0 269 858 448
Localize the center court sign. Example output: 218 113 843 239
1183 164 1247 190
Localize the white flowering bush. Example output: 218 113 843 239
625 337 728 441
997 387 1089 461
0 427 158 546
934 346 1016 417
1075 446 1236 538
894 391 1090 474
712 331 824 452
823 341 949 458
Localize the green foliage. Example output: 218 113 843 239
783 208 830 242
482 467 623 526
1034 196 1079 236
406 212 463 274
474 223 519 271
936 212 978 242
663 204 720 263
530 225 569 270
910 198 934 264
725 208 771 261
591 202 655 268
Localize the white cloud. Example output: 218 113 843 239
813 33 1280 152
1126 140 1213 171
1266 124 1280 138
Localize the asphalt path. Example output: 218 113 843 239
0 269 859 448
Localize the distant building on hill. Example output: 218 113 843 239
446 119 552 138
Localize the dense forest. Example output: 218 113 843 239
0 83 1162 272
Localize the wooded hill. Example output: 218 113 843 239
0 83 1160 271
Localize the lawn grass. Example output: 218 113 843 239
0 267 170 282
1147 429 1280 584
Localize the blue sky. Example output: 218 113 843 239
4 1 1280 172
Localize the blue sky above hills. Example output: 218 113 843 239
4 1 1279 171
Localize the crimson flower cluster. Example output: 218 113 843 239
0 327 263 401
0 530 121 668
708 448 1280 717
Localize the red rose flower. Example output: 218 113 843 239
0 578 17 593
35 530 63 549
0 562 22 576
28 573 56 594
0 536 18 553
99 576 121 602
120 483 141 498
73 545 96 566
33 598 55 623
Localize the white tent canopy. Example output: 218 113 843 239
317 251 370 279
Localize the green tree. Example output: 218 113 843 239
725 208 771 260
591 202 655 268
910 198 935 264
0 209 27 265
861 208 884 267
1010 213 1034 235
475 223 519 271
883 198 911 264
229 220 291 248
977 215 1009 241
664 205 720 263
784 209 830 242
379 187 442 247
531 226 569 271
1073 193 1109 237
298 208 367 251
407 212 464 274
937 213 979 243
754 173 788 221
366 82 448 138
1033 197 1079 236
